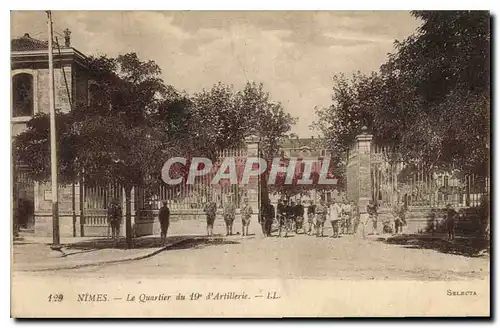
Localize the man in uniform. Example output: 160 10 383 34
307 201 316 235
158 200 170 244
350 200 360 235
393 203 407 235
259 202 266 235
329 199 341 238
287 200 296 233
203 197 217 237
341 199 351 235
223 196 236 236
445 204 458 241
261 200 275 237
277 199 287 237
107 199 122 240
366 200 379 235
240 198 253 236
315 199 328 237
294 200 305 234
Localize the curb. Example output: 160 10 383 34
15 237 192 273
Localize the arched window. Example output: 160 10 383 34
12 73 34 117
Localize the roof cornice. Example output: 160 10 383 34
11 47 88 69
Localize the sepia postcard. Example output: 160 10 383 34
10 10 490 318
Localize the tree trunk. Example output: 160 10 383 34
79 176 85 237
124 186 133 249
465 177 471 207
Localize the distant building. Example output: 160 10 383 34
278 136 328 159
272 136 343 204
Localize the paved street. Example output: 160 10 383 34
15 227 489 281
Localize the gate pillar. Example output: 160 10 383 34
347 126 373 215
244 135 261 222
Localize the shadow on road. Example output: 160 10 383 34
62 235 240 251
379 234 490 258
166 237 239 251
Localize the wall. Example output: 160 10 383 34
35 65 73 114
13 61 91 237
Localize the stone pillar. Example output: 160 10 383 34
356 127 373 215
245 135 260 222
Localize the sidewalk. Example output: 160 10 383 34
12 217 261 272
12 235 189 272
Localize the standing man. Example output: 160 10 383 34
107 199 122 241
277 199 289 238
350 200 360 235
223 196 236 236
329 200 341 238
287 200 296 233
158 200 170 244
294 200 305 234
341 199 351 235
261 200 275 237
393 203 407 235
367 200 379 235
307 201 316 235
445 204 458 241
315 199 328 237
259 204 266 235
241 198 253 236
203 197 217 237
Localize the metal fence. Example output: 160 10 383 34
82 147 248 221
135 147 248 211
371 145 489 210
13 165 35 229
83 183 123 227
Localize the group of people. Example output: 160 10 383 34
203 196 254 237
306 199 360 238
106 199 172 244
258 198 361 238
273 199 305 237
107 196 411 243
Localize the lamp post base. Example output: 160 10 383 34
48 244 66 258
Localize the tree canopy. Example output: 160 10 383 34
13 52 297 246
314 11 490 176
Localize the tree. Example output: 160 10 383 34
14 53 183 249
315 11 490 177
15 53 296 246
184 82 296 205
236 82 296 205
13 111 77 185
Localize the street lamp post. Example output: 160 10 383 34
47 10 60 249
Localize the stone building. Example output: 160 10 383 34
271 136 343 204
11 31 89 236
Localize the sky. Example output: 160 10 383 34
11 11 421 137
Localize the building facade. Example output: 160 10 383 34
272 136 343 204
11 32 89 236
